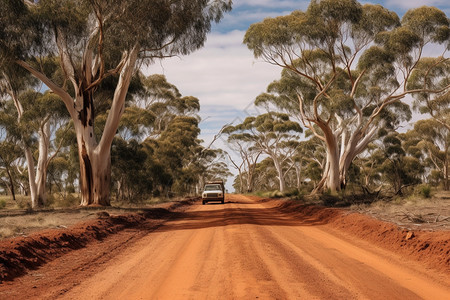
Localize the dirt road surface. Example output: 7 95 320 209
2 194 450 299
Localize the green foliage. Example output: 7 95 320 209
408 118 449 190
358 46 394 70
1 0 231 69
385 27 421 56
402 6 450 43
0 199 6 209
112 138 152 202
415 184 432 198
244 0 449 194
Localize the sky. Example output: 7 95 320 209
149 0 450 189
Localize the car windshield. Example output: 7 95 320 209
204 184 221 191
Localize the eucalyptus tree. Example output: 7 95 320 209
409 58 450 130
0 62 42 206
138 74 200 137
293 135 326 191
149 116 202 196
351 143 383 195
224 113 302 192
1 0 231 205
378 132 424 195
225 137 262 193
244 0 449 193
19 90 69 206
116 74 200 141
411 119 449 190
0 78 68 207
111 137 150 201
250 158 279 192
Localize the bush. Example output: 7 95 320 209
45 194 56 208
0 199 6 209
57 194 80 207
415 184 432 198
283 189 299 197
270 190 284 198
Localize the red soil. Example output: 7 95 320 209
274 199 450 274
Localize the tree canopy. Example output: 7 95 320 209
244 0 449 193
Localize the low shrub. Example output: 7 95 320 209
415 184 432 199
57 194 80 207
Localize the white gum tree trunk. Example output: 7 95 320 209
9 85 64 208
18 41 139 206
35 120 51 206
8 87 39 208
272 157 286 193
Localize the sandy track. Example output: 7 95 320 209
52 194 449 300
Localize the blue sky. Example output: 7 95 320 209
149 0 449 188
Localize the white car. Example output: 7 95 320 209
202 182 225 205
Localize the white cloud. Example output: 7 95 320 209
145 30 281 153
149 30 280 111
234 0 308 9
385 0 448 9
216 10 292 30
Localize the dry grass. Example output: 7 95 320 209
0 195 187 239
0 195 32 210
0 211 97 239
351 192 450 230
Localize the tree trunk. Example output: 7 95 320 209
245 152 260 193
9 90 40 208
35 120 51 206
323 130 340 194
6 167 16 201
294 163 302 191
273 158 286 193
76 122 112 206
78 144 111 206
24 147 38 208
238 170 244 194
116 179 122 201
246 172 253 193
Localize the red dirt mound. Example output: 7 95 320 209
274 199 450 274
0 213 146 282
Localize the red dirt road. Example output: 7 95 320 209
2 194 450 299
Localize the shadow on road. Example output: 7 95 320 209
157 203 331 233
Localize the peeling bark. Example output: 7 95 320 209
74 46 138 206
